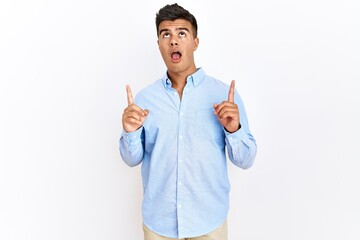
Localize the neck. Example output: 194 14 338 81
167 66 197 98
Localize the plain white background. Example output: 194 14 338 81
1 0 359 239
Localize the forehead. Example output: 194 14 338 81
158 19 193 32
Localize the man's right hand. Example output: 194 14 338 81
122 85 149 132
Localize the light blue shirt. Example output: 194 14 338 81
119 68 257 238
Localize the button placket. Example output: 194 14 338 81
176 81 193 237
177 92 187 233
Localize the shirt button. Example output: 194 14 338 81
179 182 182 186
174 92 177 95
178 204 182 208
179 159 182 163
179 135 183 139
180 112 183 116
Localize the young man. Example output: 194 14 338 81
120 3 257 240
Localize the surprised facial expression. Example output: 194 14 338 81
157 19 199 76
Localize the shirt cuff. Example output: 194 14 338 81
121 127 143 145
224 127 247 141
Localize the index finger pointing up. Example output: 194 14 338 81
228 80 235 103
126 84 134 106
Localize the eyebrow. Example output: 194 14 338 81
159 27 190 36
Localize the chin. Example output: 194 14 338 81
166 63 182 72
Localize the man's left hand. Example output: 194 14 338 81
213 80 240 133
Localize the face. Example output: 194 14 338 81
157 19 199 76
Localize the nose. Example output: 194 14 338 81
170 36 178 47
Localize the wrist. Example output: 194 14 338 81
225 124 241 133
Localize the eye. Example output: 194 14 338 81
163 32 170 38
179 31 186 37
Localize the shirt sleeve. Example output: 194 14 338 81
225 127 257 169
119 127 144 167
225 88 257 169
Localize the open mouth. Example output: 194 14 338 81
171 51 182 61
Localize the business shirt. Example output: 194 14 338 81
119 68 257 238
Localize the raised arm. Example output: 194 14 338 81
119 85 149 167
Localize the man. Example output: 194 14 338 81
120 3 257 240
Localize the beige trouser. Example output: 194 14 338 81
143 220 228 240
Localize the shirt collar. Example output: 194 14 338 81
162 68 206 89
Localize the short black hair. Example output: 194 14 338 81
155 3 198 38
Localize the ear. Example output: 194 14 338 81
194 37 199 51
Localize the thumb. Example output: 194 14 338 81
144 109 150 116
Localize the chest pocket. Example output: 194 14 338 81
195 109 225 146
